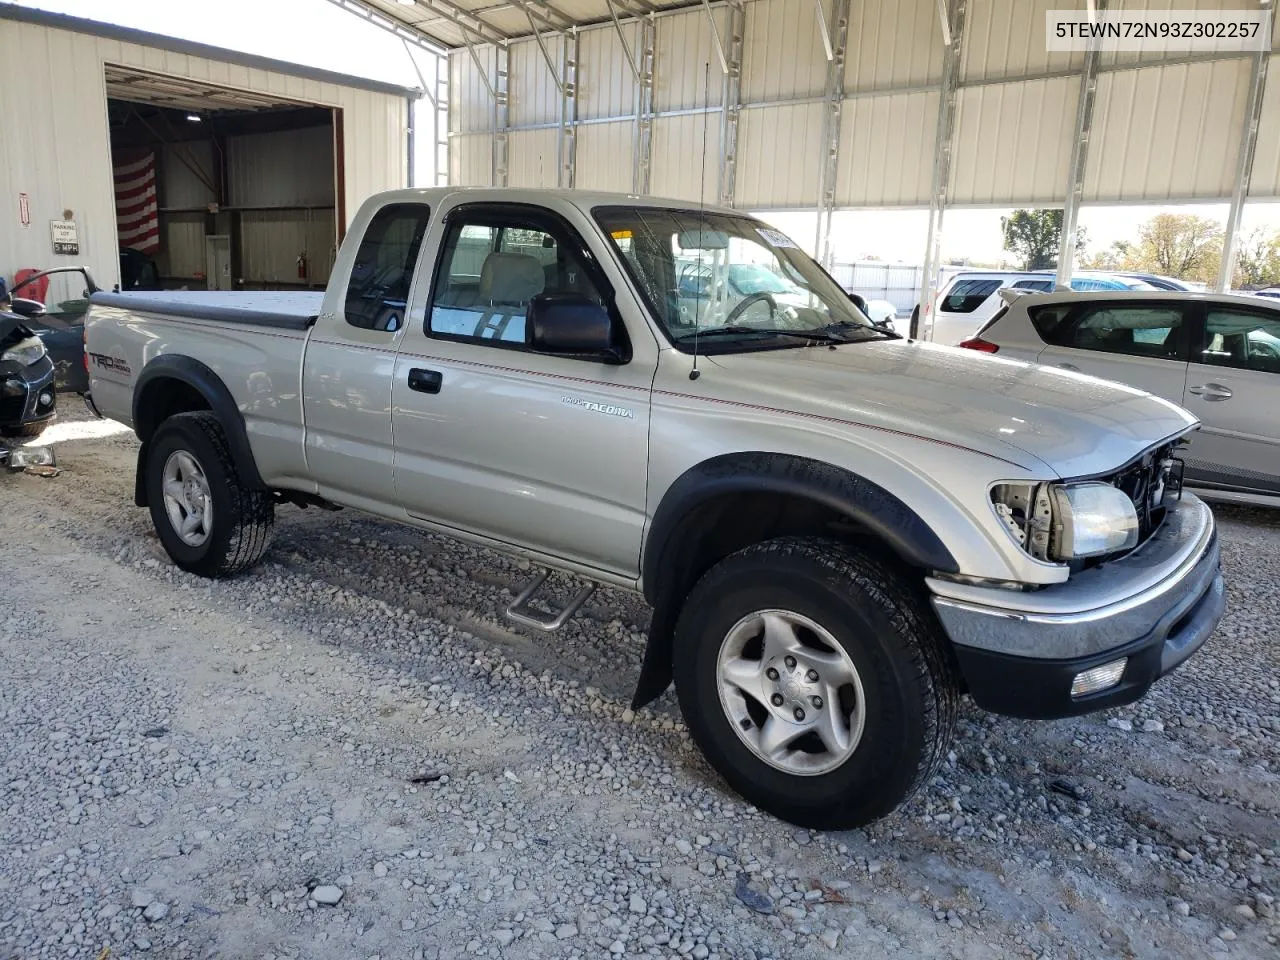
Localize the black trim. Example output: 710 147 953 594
425 202 631 362
954 548 1222 719
631 453 957 709
0 3 423 97
132 356 266 495
90 292 317 331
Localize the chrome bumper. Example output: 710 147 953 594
929 494 1221 660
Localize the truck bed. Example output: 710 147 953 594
90 290 324 331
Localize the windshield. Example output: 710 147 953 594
594 206 874 352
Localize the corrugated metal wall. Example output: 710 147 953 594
448 0 1273 217
0 16 406 292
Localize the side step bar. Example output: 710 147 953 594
505 570 596 632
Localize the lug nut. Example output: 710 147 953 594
811 695 823 709
806 669 819 682
784 656 796 670
765 667 779 681
770 693 784 706
793 708 806 722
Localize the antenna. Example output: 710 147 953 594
690 60 711 382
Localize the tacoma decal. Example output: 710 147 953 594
561 396 634 419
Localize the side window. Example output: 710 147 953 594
429 214 605 347
1200 309 1280 374
1039 304 1185 359
940 279 1001 313
343 203 432 332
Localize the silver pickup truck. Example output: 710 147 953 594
85 187 1225 829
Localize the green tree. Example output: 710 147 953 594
1000 209 1088 271
1233 228 1280 289
1134 214 1223 282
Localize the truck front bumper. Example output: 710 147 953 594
928 494 1224 719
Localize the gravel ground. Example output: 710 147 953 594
0 407 1276 960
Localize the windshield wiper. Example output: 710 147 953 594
673 325 848 344
822 320 900 341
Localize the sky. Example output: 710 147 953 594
13 0 432 87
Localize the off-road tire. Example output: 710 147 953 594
673 536 959 829
145 411 274 578
1 419 50 439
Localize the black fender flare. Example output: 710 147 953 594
631 452 958 708
131 355 267 506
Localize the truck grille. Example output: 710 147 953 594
1107 440 1184 547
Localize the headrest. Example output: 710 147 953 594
480 252 545 304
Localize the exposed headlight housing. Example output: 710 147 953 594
1050 482 1139 559
1 335 47 367
992 480 1139 563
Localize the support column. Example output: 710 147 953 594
917 0 966 340
717 0 746 208
633 15 656 194
493 43 510 186
436 52 450 185
814 0 851 266
559 29 580 188
1218 31 1270 291
1055 0 1107 288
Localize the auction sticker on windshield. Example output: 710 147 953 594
756 228 797 248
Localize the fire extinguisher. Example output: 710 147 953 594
297 252 308 281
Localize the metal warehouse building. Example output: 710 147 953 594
342 0 1280 299
0 4 423 299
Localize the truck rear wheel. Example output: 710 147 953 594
672 537 958 829
145 411 274 578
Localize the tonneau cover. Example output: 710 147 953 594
90 290 324 331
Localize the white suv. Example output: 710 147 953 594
922 271 1154 345
971 289 1280 505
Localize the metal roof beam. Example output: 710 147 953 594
322 0 451 53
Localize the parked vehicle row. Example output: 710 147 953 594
964 289 1280 506
83 186 1223 830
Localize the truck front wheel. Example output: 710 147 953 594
145 411 274 578
673 537 958 829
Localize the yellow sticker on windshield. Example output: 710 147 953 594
611 230 633 240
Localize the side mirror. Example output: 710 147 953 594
10 297 46 318
528 294 625 363
846 291 868 312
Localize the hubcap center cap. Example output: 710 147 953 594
767 658 819 721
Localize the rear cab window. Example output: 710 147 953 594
343 203 433 332
940 278 1002 313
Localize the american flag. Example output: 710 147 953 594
114 150 159 253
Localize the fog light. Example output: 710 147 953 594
1070 658 1127 697
38 391 53 408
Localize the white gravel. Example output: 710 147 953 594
0 407 1276 959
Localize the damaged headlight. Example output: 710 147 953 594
992 481 1139 563
1 336 47 367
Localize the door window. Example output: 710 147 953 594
940 278 1001 313
1033 303 1186 360
429 214 605 347
1199 308 1280 374
343 203 432 332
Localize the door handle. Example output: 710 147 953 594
407 368 443 394
1056 362 1079 372
1188 382 1233 401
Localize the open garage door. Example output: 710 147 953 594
105 65 345 292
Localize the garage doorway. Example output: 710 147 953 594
104 65 344 292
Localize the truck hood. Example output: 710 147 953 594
704 339 1197 477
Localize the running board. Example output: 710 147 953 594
504 570 596 632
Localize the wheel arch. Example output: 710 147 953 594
132 355 266 506
632 452 958 708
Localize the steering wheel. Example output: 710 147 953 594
1250 338 1279 359
723 291 777 327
